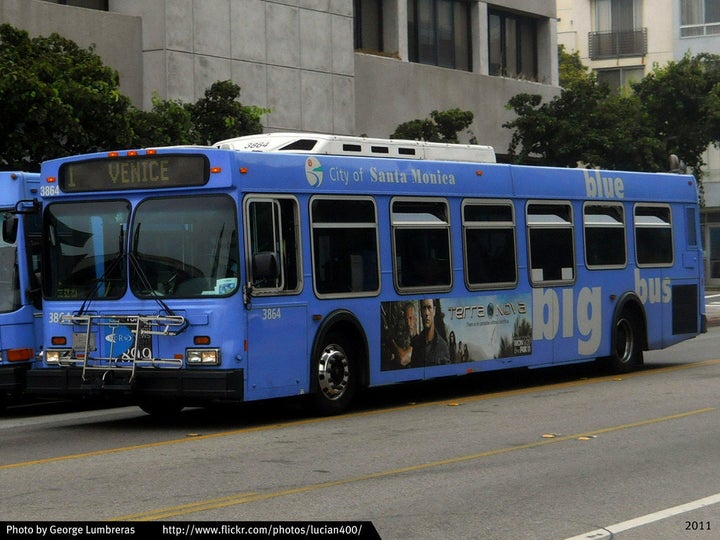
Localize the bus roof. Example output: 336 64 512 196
214 132 497 163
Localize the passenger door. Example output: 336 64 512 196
243 196 308 400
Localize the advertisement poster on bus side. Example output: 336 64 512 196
380 294 532 371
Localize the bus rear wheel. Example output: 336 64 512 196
310 333 356 415
606 310 643 374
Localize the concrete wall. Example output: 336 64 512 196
0 0 143 104
108 0 357 135
2 0 560 150
354 53 559 153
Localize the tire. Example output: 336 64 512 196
606 310 643 374
309 332 357 415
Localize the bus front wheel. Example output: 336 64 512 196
310 333 356 415
138 398 185 417
606 310 643 374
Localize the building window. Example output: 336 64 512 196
354 0 383 52
488 9 538 80
591 0 645 57
589 0 646 58
408 0 471 71
40 0 108 8
681 0 720 37
596 66 645 91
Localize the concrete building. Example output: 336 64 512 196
0 0 560 156
558 0 720 286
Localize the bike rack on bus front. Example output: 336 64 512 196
60 313 187 385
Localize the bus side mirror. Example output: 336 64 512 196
251 251 279 285
2 215 18 243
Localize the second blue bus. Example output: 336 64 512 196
1 171 42 409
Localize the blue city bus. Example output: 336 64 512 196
0 171 42 409
26 133 706 415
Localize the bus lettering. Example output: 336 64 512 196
533 286 602 355
635 269 671 304
584 169 625 199
370 167 408 183
411 168 456 185
108 159 170 185
330 167 352 185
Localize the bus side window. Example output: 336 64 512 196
634 204 673 267
392 198 452 292
244 196 302 295
583 203 626 268
463 200 517 289
310 196 379 296
527 201 575 285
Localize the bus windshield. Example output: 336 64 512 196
0 211 20 312
43 200 130 301
130 195 239 298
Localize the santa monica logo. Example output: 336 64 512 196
305 157 324 187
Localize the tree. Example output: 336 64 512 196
503 46 665 170
0 24 134 171
129 94 194 148
0 24 269 171
391 109 477 143
503 47 720 182
631 52 720 180
186 80 267 145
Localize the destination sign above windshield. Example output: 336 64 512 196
58 154 210 192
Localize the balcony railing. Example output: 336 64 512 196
588 28 647 59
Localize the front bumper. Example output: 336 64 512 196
26 367 244 404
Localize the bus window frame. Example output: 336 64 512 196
391 196 453 294
309 195 381 299
583 201 627 270
526 199 576 286
243 194 303 297
634 203 674 268
461 198 518 290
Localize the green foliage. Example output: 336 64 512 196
391 109 477 143
631 52 720 178
186 80 269 145
129 94 194 148
0 24 270 171
0 24 133 171
503 47 720 185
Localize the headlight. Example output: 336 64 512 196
186 348 221 365
46 349 72 365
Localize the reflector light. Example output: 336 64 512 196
194 336 211 345
147 149 157 155
240 167 249 174
211 167 222 174
47 177 57 183
8 348 34 362
128 150 139 157
51 336 67 346
109 151 120 158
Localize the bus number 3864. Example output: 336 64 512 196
262 308 282 320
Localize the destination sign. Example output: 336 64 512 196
58 154 210 192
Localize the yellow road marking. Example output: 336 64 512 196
2 358 719 473
111 407 716 521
